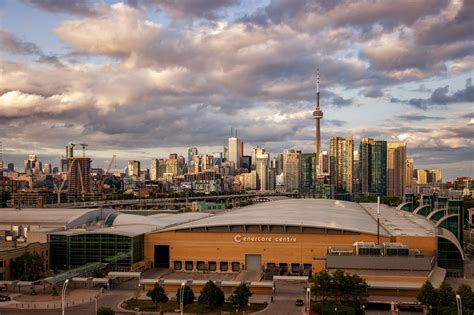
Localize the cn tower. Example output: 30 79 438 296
313 71 323 177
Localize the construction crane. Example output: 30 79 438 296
98 155 116 193
54 159 75 205
79 143 88 157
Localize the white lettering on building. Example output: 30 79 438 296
233 235 297 243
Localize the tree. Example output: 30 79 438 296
457 284 474 311
97 307 115 315
198 281 225 308
176 285 195 306
10 252 45 281
438 282 456 307
147 283 168 313
229 283 252 309
312 270 332 302
311 270 368 304
417 281 438 307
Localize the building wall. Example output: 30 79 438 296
145 231 396 273
0 242 49 280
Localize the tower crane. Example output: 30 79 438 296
79 143 88 157
54 159 75 205
98 155 116 193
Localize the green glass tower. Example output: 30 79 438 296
359 138 387 196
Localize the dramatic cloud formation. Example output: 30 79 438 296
21 0 98 16
391 78 474 109
1 0 473 179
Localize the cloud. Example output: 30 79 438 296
362 87 384 98
54 3 161 61
393 113 446 121
22 0 97 16
141 0 239 19
0 0 473 177
0 29 42 55
391 78 474 109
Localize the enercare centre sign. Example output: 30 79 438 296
233 234 297 243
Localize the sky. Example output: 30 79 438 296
0 0 473 180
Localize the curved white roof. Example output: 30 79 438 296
163 199 390 236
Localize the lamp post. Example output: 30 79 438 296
180 282 186 315
456 294 462 315
95 294 99 315
306 287 311 315
61 279 70 315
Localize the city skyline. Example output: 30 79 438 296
0 0 473 181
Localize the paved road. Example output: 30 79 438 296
255 280 306 315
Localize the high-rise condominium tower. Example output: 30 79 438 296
387 142 406 199
330 136 353 195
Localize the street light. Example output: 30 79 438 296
61 279 70 315
456 294 462 315
306 287 311 315
180 281 186 315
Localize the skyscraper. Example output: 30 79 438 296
128 160 141 177
416 169 427 185
387 142 406 199
359 138 387 196
405 159 414 188
321 151 329 175
255 148 269 191
188 147 198 169
330 136 353 196
313 72 323 177
228 136 241 168
352 150 361 197
150 159 159 180
428 168 442 184
299 153 316 196
283 149 300 192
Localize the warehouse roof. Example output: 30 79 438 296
0 207 114 228
360 203 435 237
162 199 392 236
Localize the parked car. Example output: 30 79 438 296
0 295 11 302
295 299 304 306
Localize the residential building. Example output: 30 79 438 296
283 149 300 192
330 136 353 196
128 160 141 177
228 137 241 169
359 138 387 196
387 142 406 199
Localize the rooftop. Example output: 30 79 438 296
163 199 391 236
360 203 435 237
0 207 113 228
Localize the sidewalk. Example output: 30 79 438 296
0 288 102 310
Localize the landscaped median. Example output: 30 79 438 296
122 281 268 314
122 299 267 314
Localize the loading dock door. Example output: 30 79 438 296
154 245 170 268
245 254 262 271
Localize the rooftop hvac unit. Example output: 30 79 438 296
383 243 409 256
354 242 381 256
